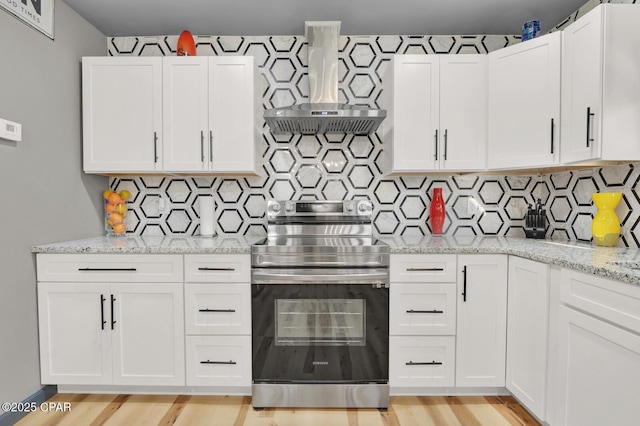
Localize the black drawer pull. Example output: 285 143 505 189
406 361 442 366
406 268 444 272
198 267 236 271
462 265 468 302
198 309 236 313
406 309 444 314
110 295 116 330
200 360 237 365
100 294 106 330
586 107 595 147
79 268 137 272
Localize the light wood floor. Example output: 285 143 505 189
16 393 540 426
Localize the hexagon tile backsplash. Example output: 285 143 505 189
108 0 640 247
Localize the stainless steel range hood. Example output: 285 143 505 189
264 22 386 136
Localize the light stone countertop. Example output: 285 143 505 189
31 235 640 286
31 235 264 255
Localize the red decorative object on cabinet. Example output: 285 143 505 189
430 187 445 235
177 30 196 56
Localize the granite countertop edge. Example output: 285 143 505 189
31 235 640 287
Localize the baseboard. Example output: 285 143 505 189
0 385 57 426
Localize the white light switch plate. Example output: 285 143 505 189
0 118 22 142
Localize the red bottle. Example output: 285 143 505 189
430 187 445 235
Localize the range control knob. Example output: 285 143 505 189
271 202 281 213
357 202 372 214
285 202 295 212
345 201 355 212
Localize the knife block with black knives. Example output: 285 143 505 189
525 199 547 239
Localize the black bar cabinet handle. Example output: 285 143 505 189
550 118 555 154
199 309 236 313
79 268 137 272
200 360 237 365
110 295 116 330
434 130 439 160
406 309 444 314
200 131 205 162
100 295 106 330
443 129 448 160
209 131 213 162
462 265 467 302
586 107 595 147
406 268 444 272
198 267 236 271
153 131 158 163
406 361 443 366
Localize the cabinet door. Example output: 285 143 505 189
110 283 185 386
561 5 603 164
209 56 258 173
506 257 549 420
556 306 640 426
163 57 209 172
82 57 162 173
37 283 112 385
383 55 439 173
456 255 507 387
439 55 487 171
487 32 560 170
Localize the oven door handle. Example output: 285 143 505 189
252 268 389 285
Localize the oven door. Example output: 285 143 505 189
251 268 389 384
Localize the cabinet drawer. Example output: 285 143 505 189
186 336 251 387
390 283 456 335
185 284 251 335
36 254 183 283
390 255 457 283
560 268 640 334
390 336 455 388
185 254 250 283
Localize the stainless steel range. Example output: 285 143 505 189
251 200 390 409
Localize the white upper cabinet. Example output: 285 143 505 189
209 56 260 173
383 54 486 174
83 57 163 173
163 57 210 172
439 55 487 171
487 32 561 170
163 56 259 174
85 56 259 175
561 4 640 164
383 55 439 172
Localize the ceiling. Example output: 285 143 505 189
62 0 587 37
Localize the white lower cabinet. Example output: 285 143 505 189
390 254 508 393
38 282 185 386
186 336 251 387
389 283 457 336
184 254 251 392
555 269 640 426
506 257 550 420
390 336 455 388
456 255 508 387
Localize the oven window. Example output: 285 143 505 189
275 299 366 346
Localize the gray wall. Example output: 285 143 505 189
0 2 106 404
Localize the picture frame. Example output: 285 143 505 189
1 0 55 40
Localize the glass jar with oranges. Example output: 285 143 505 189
103 189 131 236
